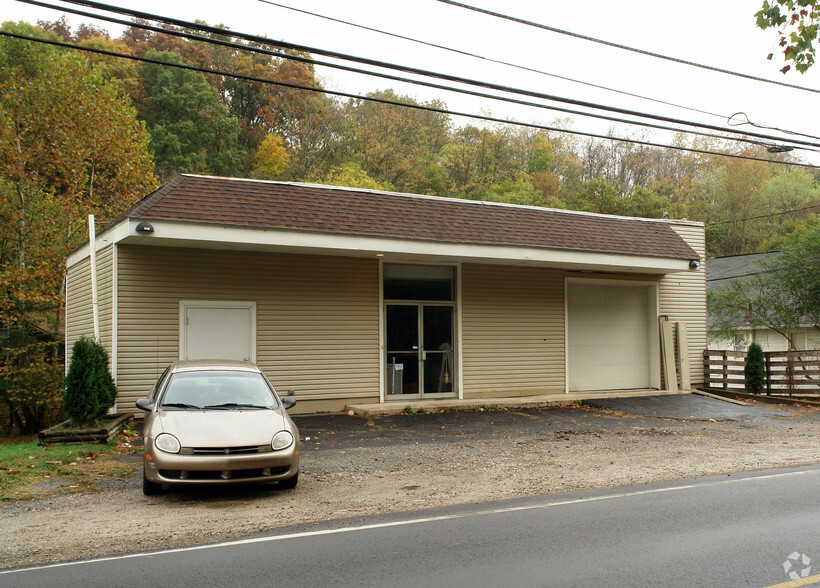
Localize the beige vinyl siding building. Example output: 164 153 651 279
659 223 707 388
113 246 380 413
65 243 116 374
66 175 706 414
461 265 565 399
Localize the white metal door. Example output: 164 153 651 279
567 283 650 391
181 302 256 362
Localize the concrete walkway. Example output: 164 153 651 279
345 388 686 415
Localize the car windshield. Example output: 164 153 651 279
159 371 278 410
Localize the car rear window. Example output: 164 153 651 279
159 371 278 409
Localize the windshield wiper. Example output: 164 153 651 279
161 402 201 409
202 403 270 410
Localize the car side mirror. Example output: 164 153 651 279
281 396 296 410
136 398 154 411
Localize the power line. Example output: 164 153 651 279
706 204 820 226
23 0 810 153
728 112 820 143
4 30 819 171
438 0 820 95
256 0 729 123
31 0 820 153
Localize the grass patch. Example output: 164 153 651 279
0 424 141 501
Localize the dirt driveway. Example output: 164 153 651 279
1 395 818 570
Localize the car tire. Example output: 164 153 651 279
142 468 163 496
279 471 298 490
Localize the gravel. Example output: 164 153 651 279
1 401 818 570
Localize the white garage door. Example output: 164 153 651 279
181 301 256 362
567 283 650 391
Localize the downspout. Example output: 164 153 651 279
88 215 100 343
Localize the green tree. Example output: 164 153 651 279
139 50 245 180
759 168 820 226
708 224 820 349
0 340 64 435
776 222 820 330
473 178 543 206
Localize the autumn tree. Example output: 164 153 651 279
528 133 562 201
263 56 347 180
223 44 283 153
756 0 820 72
696 153 780 256
321 162 388 190
251 134 292 180
347 90 450 191
0 22 156 433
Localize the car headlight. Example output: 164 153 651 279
272 431 294 451
155 433 181 454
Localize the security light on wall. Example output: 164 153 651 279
135 222 154 234
689 260 700 269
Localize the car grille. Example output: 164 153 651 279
187 445 268 455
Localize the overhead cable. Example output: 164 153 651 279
257 0 728 123
3 30 818 171
27 0 820 152
728 112 820 143
706 203 820 226
22 0 809 153
437 0 820 95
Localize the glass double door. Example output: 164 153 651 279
386 304 455 398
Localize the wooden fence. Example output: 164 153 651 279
703 349 820 396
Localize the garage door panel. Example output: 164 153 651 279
567 323 602 345
568 283 652 391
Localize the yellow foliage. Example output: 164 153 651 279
252 134 291 180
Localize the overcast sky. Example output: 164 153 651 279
4 0 820 166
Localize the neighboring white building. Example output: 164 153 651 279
707 252 820 352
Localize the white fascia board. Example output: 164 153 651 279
70 218 693 274
66 219 132 268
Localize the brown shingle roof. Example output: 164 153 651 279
118 175 699 260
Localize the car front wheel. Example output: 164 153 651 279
142 468 163 496
279 471 298 490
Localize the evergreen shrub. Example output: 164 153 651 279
744 342 766 395
63 337 118 426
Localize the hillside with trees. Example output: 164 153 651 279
1 17 819 432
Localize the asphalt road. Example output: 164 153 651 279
3 464 818 587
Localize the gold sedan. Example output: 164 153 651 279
136 361 300 495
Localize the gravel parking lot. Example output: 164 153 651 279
1 395 818 570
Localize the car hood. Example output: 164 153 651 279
156 409 289 447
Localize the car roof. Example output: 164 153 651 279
168 360 262 374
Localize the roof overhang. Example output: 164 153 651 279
67 218 697 274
